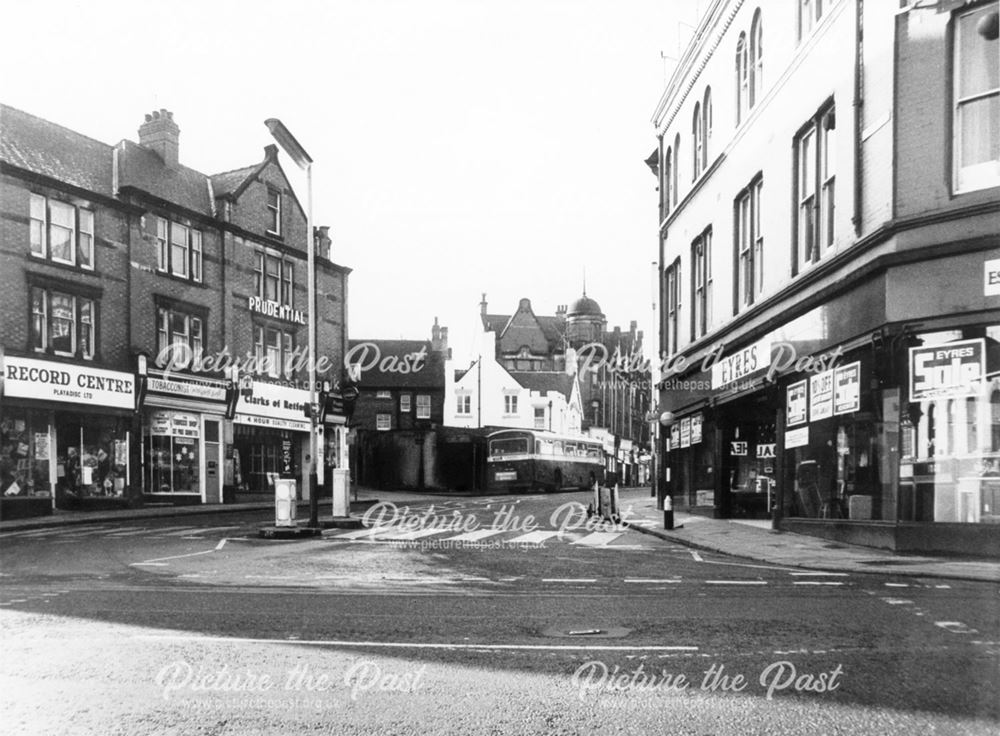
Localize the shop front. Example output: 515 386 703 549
141 370 228 504
232 381 312 497
1 355 136 517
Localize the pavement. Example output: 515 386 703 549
2 486 998 583
616 487 1000 583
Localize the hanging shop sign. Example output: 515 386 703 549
730 441 748 456
147 370 227 402
809 370 834 422
679 418 691 448
690 414 703 444
833 362 861 415
787 379 808 426
3 356 134 410
711 336 772 390
909 338 985 400
234 381 311 432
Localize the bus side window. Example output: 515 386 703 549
553 441 563 456
565 443 576 456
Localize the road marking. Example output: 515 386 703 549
789 572 848 576
935 621 978 634
130 562 169 567
329 526 384 540
934 584 952 589
161 526 240 537
137 634 699 651
793 581 845 586
573 532 625 547
442 529 508 543
130 549 216 566
880 598 913 605
704 580 767 585
215 539 227 551
624 578 682 584
884 582 909 588
690 550 704 562
104 528 152 537
541 578 597 583
49 525 118 538
376 527 457 541
506 531 561 545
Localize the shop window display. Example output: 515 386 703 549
0 412 51 498
899 327 1000 524
145 411 200 494
56 415 129 500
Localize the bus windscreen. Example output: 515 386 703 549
489 438 529 456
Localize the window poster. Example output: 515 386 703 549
679 418 691 448
833 362 861 415
809 370 834 422
690 414 703 444
787 380 807 426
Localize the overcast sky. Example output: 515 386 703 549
2 0 700 364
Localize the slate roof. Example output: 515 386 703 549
348 339 445 390
117 139 213 215
0 104 270 218
210 164 258 198
483 312 566 349
508 371 575 400
0 104 114 195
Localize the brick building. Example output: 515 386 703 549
650 1 999 554
0 104 350 518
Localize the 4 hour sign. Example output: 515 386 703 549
909 339 985 400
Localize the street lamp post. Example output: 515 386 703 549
265 118 319 528
659 411 675 529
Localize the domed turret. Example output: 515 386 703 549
565 291 606 347
567 294 603 319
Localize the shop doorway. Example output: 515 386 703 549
721 407 776 519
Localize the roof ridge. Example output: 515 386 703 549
1 103 113 150
209 162 259 178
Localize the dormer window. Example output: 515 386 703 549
266 188 281 236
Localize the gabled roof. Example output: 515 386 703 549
508 371 575 400
348 339 445 390
117 139 213 215
0 104 114 195
210 164 258 198
484 313 566 353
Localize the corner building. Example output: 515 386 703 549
651 1 999 555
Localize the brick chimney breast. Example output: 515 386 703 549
138 109 180 168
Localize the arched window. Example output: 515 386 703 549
672 133 680 206
692 102 703 180
750 10 763 108
664 146 673 215
736 32 748 124
703 87 713 171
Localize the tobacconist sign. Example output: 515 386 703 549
909 339 985 400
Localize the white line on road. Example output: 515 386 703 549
793 581 845 586
881 598 913 605
541 578 597 583
789 572 849 576
884 582 910 587
442 529 508 543
704 580 768 585
506 531 562 545
161 526 240 537
130 549 217 566
690 550 703 562
135 634 699 651
215 539 227 551
573 532 625 547
624 578 682 584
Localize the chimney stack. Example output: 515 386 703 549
138 109 180 168
431 317 449 356
480 293 488 317
314 226 332 259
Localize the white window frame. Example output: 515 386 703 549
503 394 518 416
256 250 294 307
253 325 295 378
416 394 431 419
750 10 763 108
157 217 203 282
691 229 712 340
456 394 471 416
400 394 412 413
376 414 391 431
953 3 1000 193
735 176 763 311
31 287 94 359
29 194 94 269
376 390 392 400
266 187 282 235
795 103 836 272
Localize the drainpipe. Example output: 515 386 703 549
852 0 864 235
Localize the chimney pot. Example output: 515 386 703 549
138 109 180 168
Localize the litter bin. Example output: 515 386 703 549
274 478 296 527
